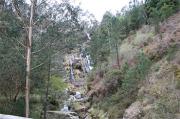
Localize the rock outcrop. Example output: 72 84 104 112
123 101 143 119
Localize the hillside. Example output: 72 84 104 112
86 11 180 119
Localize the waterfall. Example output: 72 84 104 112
60 51 93 118
85 31 91 40
84 54 93 73
69 59 75 82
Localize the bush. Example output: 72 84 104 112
166 45 179 61
103 69 123 94
93 53 152 119
145 0 178 21
0 97 25 116
176 80 180 89
50 75 67 91
122 53 152 89
153 96 179 119
96 85 138 119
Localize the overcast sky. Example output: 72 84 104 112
73 0 131 21
27 0 131 21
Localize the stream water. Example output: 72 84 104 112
59 52 92 119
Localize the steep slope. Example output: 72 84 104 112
123 11 180 119
86 11 180 119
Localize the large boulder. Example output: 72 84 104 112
47 111 79 119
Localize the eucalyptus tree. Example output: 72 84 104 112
0 0 87 117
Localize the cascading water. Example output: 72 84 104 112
59 48 93 119
84 55 93 72
69 59 75 82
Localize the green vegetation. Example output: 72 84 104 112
90 53 152 118
50 76 67 92
89 0 179 65
0 0 179 118
87 1 179 118
0 0 86 118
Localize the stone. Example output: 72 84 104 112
75 92 81 99
142 97 154 106
61 105 69 112
123 101 143 119
138 87 146 97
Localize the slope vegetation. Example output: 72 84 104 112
86 11 180 119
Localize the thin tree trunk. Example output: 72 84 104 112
115 43 120 69
25 0 34 117
107 29 111 52
0 0 4 13
44 44 52 119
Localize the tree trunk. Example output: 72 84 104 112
44 44 52 119
0 0 4 13
25 0 34 117
115 43 120 69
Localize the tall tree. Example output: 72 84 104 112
25 0 34 117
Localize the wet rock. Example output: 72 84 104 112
123 101 143 119
74 92 81 99
61 105 69 112
47 111 79 119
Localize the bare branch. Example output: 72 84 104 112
36 0 46 8
31 62 45 70
14 47 26 60
12 0 29 34
12 43 26 60
32 45 47 54
15 39 27 48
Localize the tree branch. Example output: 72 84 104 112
15 39 27 48
32 41 51 54
31 62 45 70
31 46 67 70
12 0 29 34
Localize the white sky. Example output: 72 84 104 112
27 0 131 21
73 0 130 21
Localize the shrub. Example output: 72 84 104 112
176 80 180 89
154 96 179 119
166 45 179 61
175 66 180 89
103 69 123 94
89 52 152 119
122 53 152 89
50 75 67 91
0 97 24 116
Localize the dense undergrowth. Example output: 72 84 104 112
87 52 152 118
